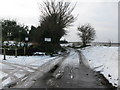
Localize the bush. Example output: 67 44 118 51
1 43 66 56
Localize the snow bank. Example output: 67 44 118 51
81 46 118 87
60 43 73 47
0 55 56 66
0 55 57 88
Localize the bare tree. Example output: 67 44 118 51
40 0 76 27
78 24 96 46
36 0 76 52
37 0 76 43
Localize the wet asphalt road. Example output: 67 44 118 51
30 49 115 89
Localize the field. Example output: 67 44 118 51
80 46 118 87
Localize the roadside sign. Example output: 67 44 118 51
25 37 29 41
44 38 51 42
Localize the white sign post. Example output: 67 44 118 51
44 38 51 42
25 37 29 41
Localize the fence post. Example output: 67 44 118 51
3 47 6 60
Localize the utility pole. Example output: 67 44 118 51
0 23 5 60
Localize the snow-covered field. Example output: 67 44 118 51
0 55 57 88
80 46 118 87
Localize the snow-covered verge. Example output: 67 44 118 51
0 55 56 67
0 55 57 88
60 43 73 47
80 46 118 87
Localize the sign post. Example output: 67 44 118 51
44 38 51 42
24 37 29 55
44 38 52 53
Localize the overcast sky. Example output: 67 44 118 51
0 0 119 42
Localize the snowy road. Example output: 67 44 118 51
31 49 114 89
1 48 116 89
0 52 69 88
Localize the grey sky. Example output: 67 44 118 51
0 0 119 42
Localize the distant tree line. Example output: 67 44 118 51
1 19 28 42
